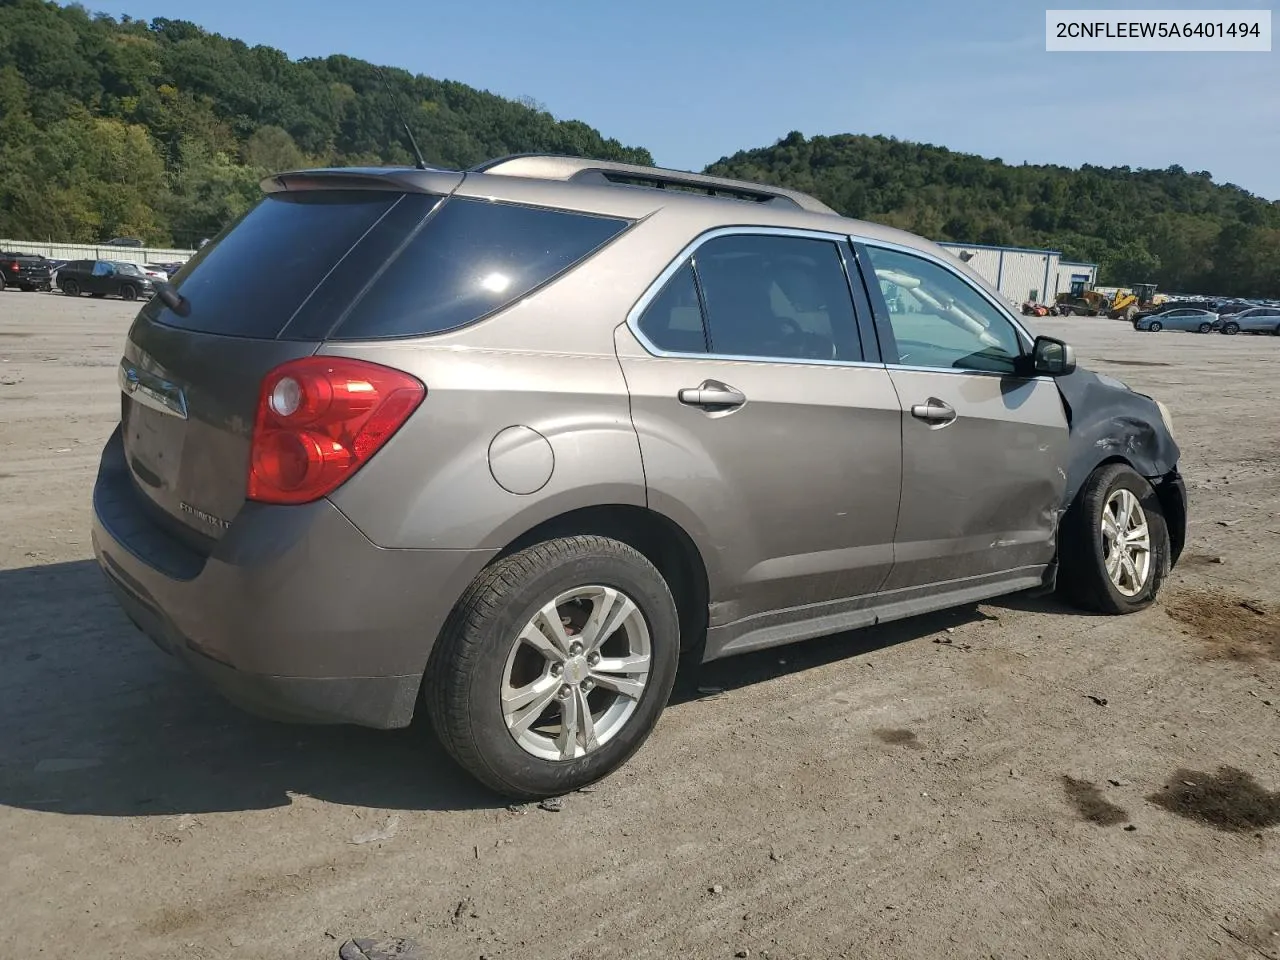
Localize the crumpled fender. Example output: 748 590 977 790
1052 366 1181 507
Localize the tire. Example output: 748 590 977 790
0 275 6 293
120 284 138 302
1274 324 1280 337
1197 322 1211 333
62 279 80 296
1058 463 1168 615
1124 306 1138 321
425 535 680 799
1223 321 1239 335
1148 320 1162 332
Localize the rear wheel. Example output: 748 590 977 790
426 535 679 799
1223 321 1240 335
62 279 80 296
1148 320 1162 332
1058 463 1168 615
1274 324 1280 336
120 284 138 302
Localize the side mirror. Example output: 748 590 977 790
1027 336 1076 376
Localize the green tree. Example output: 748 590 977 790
241 125 306 173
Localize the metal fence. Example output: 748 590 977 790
0 239 197 265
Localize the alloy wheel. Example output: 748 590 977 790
1101 489 1151 597
501 585 652 761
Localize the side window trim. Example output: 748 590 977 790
686 254 713 353
839 240 880 364
850 236 1037 374
626 225 878 368
849 241 900 364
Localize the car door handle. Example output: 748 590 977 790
678 381 746 409
910 399 957 425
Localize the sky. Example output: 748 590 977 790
82 0 1280 199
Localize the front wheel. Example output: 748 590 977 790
62 279 80 296
119 284 138 302
1223 321 1240 335
425 536 680 799
1058 463 1168 615
1197 322 1211 333
1148 320 1162 332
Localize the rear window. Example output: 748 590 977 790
157 190 403 338
330 197 630 340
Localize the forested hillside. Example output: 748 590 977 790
0 0 650 246
709 132 1280 296
1 2 1276 296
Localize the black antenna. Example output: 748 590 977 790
375 67 428 170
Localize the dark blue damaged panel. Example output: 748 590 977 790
1052 366 1186 566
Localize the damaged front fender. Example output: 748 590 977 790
1052 366 1186 567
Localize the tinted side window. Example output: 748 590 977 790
636 261 707 353
692 234 862 361
334 198 630 340
863 246 1022 373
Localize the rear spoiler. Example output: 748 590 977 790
261 167 464 196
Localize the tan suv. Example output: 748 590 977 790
92 155 1188 798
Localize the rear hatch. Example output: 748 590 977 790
118 167 632 551
11 257 51 283
118 175 458 550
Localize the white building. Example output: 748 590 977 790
936 242 1098 307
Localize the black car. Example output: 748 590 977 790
0 251 54 292
1214 300 1255 317
56 260 156 301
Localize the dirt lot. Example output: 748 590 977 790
2 292 1278 960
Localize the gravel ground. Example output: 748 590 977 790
1 292 1277 960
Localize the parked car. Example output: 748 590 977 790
1132 298 1217 322
0 251 54 292
91 156 1188 799
56 259 156 301
141 264 171 282
1134 308 1220 333
1219 306 1280 335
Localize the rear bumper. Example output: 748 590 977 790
92 427 496 728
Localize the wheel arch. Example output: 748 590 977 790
495 503 712 659
1059 453 1184 570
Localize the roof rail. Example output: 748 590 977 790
471 154 838 216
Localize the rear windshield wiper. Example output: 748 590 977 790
155 281 191 318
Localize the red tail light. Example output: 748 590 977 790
247 357 425 505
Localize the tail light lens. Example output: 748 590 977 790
247 356 425 505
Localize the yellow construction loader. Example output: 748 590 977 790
1106 283 1162 320
1054 289 1111 316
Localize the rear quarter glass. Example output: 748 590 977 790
150 190 405 339
327 197 631 340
